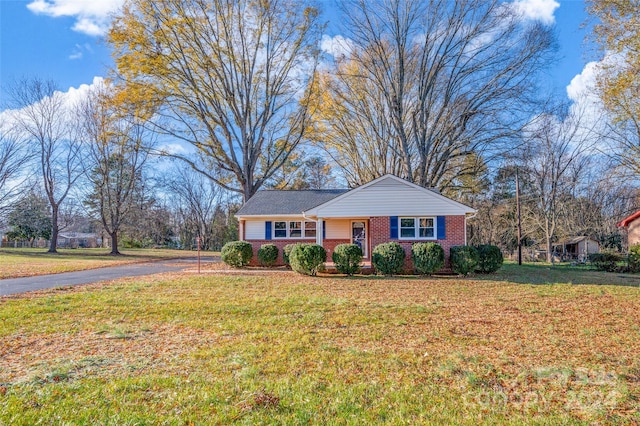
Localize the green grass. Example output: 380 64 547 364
478 262 640 286
0 248 199 279
1 265 639 424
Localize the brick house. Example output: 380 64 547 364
235 174 476 268
617 210 640 247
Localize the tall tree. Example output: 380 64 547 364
517 104 594 263
0 126 30 215
8 78 83 253
6 190 52 247
165 166 222 250
109 0 323 201
312 0 554 190
80 85 154 255
587 1 640 177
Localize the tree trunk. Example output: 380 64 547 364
110 231 120 255
49 207 58 253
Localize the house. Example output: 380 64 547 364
553 236 600 261
57 232 101 249
235 174 477 268
617 210 640 247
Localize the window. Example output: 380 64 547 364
289 221 302 238
399 217 436 240
274 221 287 238
400 218 416 238
304 221 316 238
419 218 434 238
273 221 317 239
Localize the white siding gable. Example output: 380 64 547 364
306 175 475 218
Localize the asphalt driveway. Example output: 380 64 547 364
0 256 218 297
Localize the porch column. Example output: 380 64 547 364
239 220 245 241
316 218 323 246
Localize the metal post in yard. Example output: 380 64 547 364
197 236 201 274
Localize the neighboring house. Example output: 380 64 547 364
57 232 101 249
235 174 477 268
617 210 640 247
553 236 600 261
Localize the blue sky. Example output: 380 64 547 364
0 0 598 107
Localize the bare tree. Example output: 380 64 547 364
0 126 31 216
517 104 595 262
109 0 323 201
80 84 155 255
8 78 83 253
313 0 554 190
164 166 222 250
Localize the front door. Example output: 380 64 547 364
352 221 367 258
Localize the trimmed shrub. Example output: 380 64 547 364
474 244 504 273
450 246 479 276
257 244 278 267
283 243 299 266
628 244 640 272
590 251 623 272
372 242 406 276
221 241 253 267
411 242 445 275
289 244 327 276
332 244 363 276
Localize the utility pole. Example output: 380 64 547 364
516 168 522 265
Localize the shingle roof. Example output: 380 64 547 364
236 189 349 216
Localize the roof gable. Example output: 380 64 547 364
305 174 475 217
618 210 640 228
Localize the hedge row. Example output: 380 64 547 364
221 241 503 276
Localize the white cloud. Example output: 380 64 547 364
158 143 189 156
0 77 106 134
320 35 354 60
567 60 601 103
511 0 559 25
68 43 93 60
26 0 124 36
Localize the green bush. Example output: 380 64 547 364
590 251 623 272
332 244 363 276
628 244 640 272
289 244 326 276
450 246 479 276
474 244 504 273
257 244 279 267
221 241 253 267
411 242 444 275
372 242 406 276
283 243 299 266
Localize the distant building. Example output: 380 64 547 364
617 210 640 247
553 236 600 261
57 232 101 249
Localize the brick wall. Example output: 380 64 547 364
629 220 640 247
370 215 467 271
244 215 467 270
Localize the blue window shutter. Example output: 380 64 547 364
265 221 272 240
390 216 399 239
437 216 446 240
322 220 326 240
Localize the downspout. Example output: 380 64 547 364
302 212 321 246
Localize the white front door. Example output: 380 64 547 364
351 221 367 258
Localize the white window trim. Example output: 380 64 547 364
398 216 436 240
273 220 317 239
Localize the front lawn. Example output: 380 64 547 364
0 248 196 279
1 269 639 424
